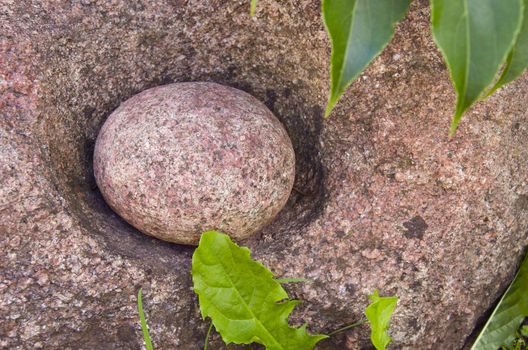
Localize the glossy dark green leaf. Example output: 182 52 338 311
431 0 524 136
471 253 528 350
322 0 411 117
490 0 528 94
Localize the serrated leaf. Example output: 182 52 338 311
365 290 398 350
430 0 524 136
489 0 528 94
192 231 328 350
322 0 411 117
471 253 528 350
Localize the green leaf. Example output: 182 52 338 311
471 253 528 350
322 0 411 117
137 288 154 350
365 290 398 350
489 0 528 94
192 231 328 350
430 0 524 136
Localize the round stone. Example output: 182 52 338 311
93 82 295 245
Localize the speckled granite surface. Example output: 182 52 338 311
94 82 295 245
1 1 527 349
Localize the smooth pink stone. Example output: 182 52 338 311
94 82 295 245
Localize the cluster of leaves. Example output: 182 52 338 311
191 231 397 350
137 237 528 350
471 253 528 350
137 231 399 350
251 0 528 136
137 232 528 350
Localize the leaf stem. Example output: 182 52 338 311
275 278 310 284
327 319 368 337
204 321 213 350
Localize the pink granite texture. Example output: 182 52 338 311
94 82 295 245
1 0 527 349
